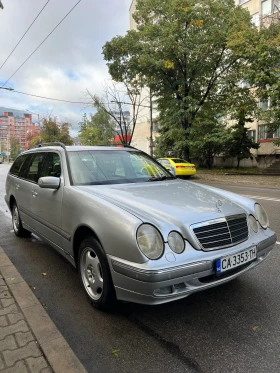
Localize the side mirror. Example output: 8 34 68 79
165 166 176 176
38 176 60 190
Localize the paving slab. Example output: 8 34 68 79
0 246 87 373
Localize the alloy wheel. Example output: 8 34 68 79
80 247 103 301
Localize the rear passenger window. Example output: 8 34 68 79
10 155 28 176
25 153 45 183
41 153 61 178
19 155 33 179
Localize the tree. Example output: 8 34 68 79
78 107 115 145
9 137 21 159
29 136 41 148
244 22 280 145
154 105 233 168
226 107 259 169
103 0 258 159
189 119 232 170
87 81 148 145
38 116 73 145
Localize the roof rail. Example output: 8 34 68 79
31 142 66 150
96 144 137 149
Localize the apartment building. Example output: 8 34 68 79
234 0 280 168
0 107 40 153
129 0 280 166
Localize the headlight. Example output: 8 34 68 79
168 231 185 254
136 224 164 260
249 215 258 233
254 203 269 229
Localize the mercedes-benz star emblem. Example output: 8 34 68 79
216 200 222 212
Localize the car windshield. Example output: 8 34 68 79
68 150 174 185
171 158 189 163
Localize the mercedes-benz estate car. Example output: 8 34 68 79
5 143 277 310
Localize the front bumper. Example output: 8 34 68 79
108 233 277 305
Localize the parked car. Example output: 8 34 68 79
5 144 277 310
0 152 3 164
157 157 196 177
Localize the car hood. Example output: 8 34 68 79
76 180 246 233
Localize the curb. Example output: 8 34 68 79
0 246 88 373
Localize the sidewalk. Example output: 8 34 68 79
0 247 87 373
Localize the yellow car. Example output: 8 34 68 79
157 158 196 177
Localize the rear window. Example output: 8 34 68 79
10 155 29 176
171 158 189 163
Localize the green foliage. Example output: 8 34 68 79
9 137 21 159
30 136 41 148
78 107 115 146
154 102 233 167
190 122 232 169
226 107 259 169
245 22 280 138
39 117 73 145
103 0 257 159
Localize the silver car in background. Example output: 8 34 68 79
5 144 277 310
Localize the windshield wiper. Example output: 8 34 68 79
147 175 175 181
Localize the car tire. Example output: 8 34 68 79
12 202 32 237
78 236 117 311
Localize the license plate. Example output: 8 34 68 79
216 247 257 274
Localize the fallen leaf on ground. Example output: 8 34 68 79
252 326 259 332
112 349 120 358
41 273 47 276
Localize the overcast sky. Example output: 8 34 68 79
0 0 132 135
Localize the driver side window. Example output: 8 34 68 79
41 152 61 178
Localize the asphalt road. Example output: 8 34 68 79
0 164 279 373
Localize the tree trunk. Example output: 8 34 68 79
208 145 211 170
237 157 240 170
183 147 190 162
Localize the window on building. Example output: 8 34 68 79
273 126 280 138
239 0 249 4
238 80 251 89
251 13 260 27
152 121 159 132
258 125 278 140
247 130 256 141
262 0 272 15
259 99 269 110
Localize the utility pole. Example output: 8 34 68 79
0 1 4 10
149 88 153 157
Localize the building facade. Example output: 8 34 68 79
0 108 40 154
129 0 280 166
233 0 280 168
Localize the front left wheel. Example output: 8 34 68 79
78 236 117 311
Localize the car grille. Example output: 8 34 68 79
192 214 248 251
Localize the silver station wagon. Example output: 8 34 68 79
5 143 277 310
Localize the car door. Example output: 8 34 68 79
18 152 45 231
30 151 64 248
10 153 36 230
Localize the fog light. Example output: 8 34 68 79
154 286 173 296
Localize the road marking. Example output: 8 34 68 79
276 242 280 245
243 195 280 202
